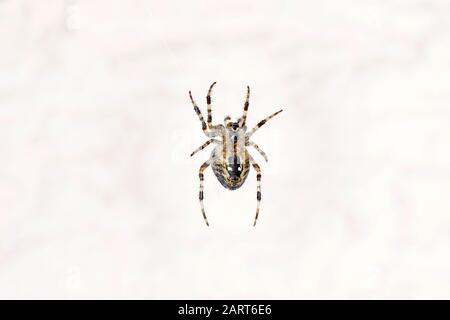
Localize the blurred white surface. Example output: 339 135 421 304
1 0 450 299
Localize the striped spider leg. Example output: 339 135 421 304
246 140 268 162
248 154 262 226
244 108 283 225
246 109 283 138
198 159 211 226
189 88 223 138
189 85 225 225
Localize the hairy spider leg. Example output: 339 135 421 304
190 139 221 157
206 82 217 129
249 155 262 226
247 141 268 162
247 109 283 138
239 86 250 127
199 160 211 226
189 91 217 138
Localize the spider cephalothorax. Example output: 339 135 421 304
189 82 283 226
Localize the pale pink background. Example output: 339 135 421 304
1 0 450 299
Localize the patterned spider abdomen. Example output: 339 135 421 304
211 146 250 190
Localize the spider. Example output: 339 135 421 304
189 82 283 226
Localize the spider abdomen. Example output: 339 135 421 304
211 147 250 190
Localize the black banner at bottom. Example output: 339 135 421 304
0 300 438 318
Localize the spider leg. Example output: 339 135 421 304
189 91 217 137
239 85 250 127
247 140 268 162
206 82 217 129
199 160 211 226
249 155 262 226
190 139 220 157
247 109 283 138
